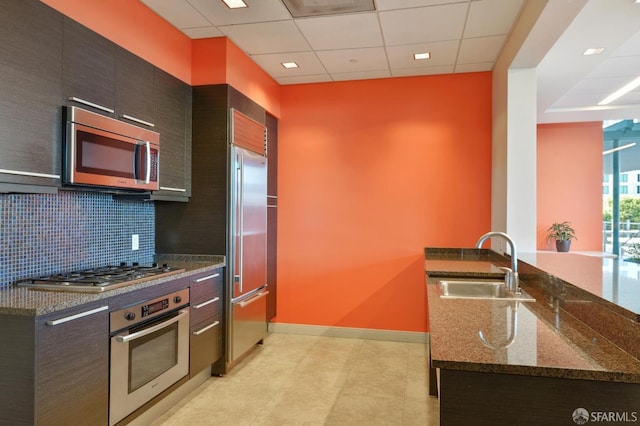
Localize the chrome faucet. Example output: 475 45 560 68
475 231 520 293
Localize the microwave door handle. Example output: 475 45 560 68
144 141 151 184
133 141 151 184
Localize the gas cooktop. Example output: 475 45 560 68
16 263 185 293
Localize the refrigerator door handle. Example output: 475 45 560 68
234 151 244 294
238 290 269 308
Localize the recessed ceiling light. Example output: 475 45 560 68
599 75 640 105
414 52 431 60
281 62 299 69
583 48 605 56
221 0 247 9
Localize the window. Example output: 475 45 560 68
604 175 610 183
621 186 629 194
604 186 610 194
621 173 629 182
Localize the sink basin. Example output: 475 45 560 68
438 280 536 302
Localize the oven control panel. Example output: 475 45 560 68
110 288 189 333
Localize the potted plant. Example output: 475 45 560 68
546 221 576 252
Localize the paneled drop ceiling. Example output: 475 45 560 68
141 0 640 123
141 0 524 85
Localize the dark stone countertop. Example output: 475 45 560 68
0 254 225 316
425 248 640 384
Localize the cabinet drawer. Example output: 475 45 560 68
190 318 222 375
190 293 222 326
190 270 222 304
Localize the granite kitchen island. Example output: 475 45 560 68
425 248 640 426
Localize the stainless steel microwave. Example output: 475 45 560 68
63 106 160 191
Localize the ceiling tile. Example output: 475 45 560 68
464 0 524 38
295 13 383 50
376 0 465 11
379 3 468 46
186 0 292 26
457 35 507 64
331 70 392 81
386 40 459 69
391 65 454 77
454 62 493 73
315 48 388 74
141 0 211 28
250 51 327 77
182 27 225 39
218 21 310 54
276 74 333 85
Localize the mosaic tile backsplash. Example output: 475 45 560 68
0 191 154 287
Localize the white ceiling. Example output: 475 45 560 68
140 0 640 124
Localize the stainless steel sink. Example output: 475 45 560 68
438 280 536 302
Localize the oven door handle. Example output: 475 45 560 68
114 309 188 343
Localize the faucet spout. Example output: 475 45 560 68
475 231 519 293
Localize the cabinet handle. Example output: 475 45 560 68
159 186 187 192
192 320 220 336
46 305 108 326
192 296 220 309
121 114 155 128
68 97 115 114
0 168 60 179
194 273 220 283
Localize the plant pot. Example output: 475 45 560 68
556 240 571 252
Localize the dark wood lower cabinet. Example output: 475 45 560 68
439 369 640 426
190 319 223 375
0 302 109 425
189 268 224 376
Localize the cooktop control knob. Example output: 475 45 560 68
125 312 136 321
174 296 182 304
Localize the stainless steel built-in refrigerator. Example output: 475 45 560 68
227 109 269 364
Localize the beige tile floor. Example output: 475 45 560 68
152 332 440 426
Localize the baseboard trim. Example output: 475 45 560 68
268 322 429 344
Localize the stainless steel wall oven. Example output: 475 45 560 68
109 288 190 425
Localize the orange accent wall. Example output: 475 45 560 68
276 73 493 332
42 0 191 83
537 122 603 251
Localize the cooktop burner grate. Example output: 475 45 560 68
16 262 184 292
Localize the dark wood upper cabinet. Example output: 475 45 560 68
152 69 193 201
116 48 156 126
62 17 117 114
0 0 63 192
